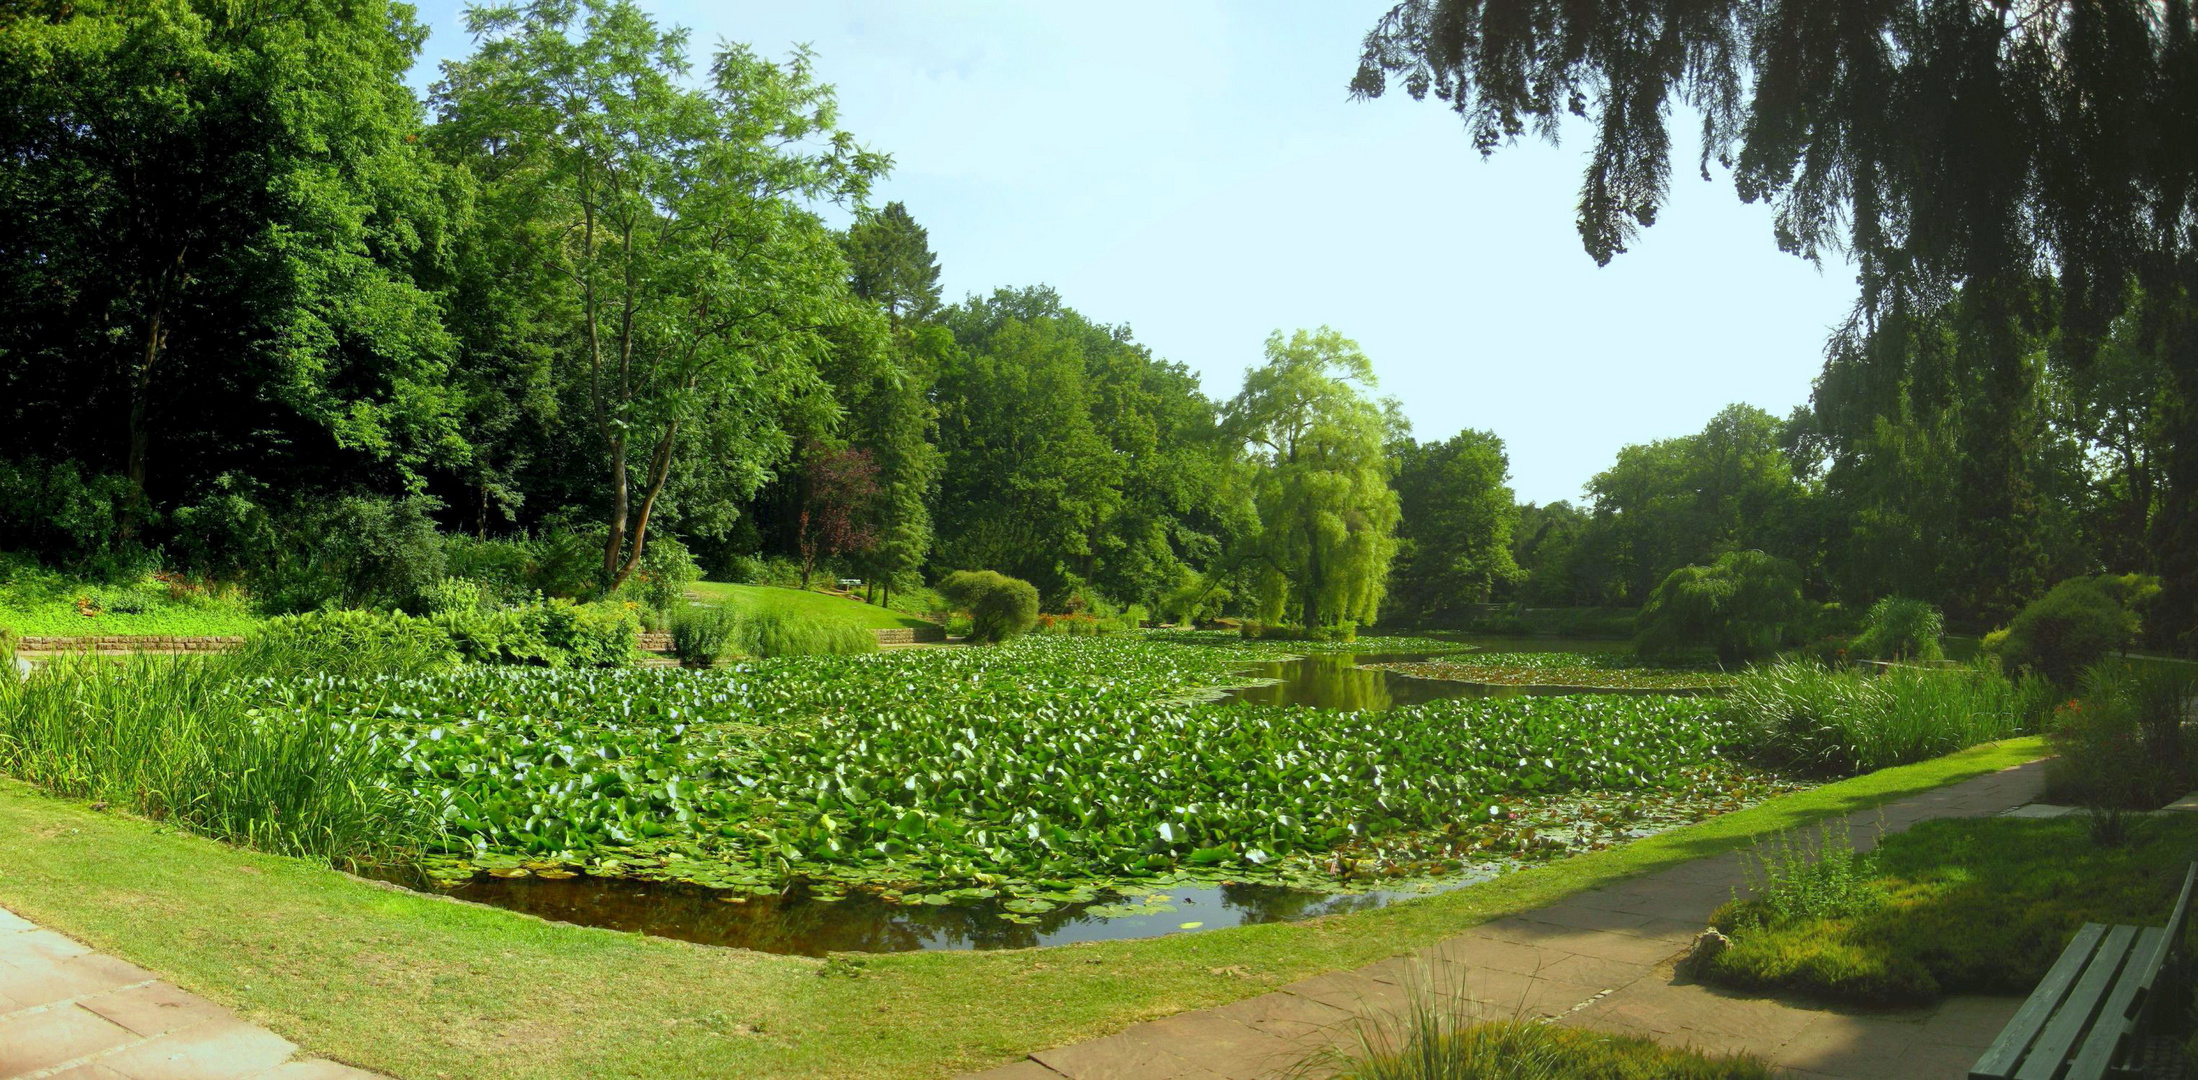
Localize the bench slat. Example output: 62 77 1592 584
2065 926 2164 1080
2016 924 2140 1080
2138 863 2197 995
1973 923 2111 1080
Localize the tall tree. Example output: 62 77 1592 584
432 0 886 588
1389 429 1521 623
0 0 462 551
844 201 942 325
1226 328 1402 630
1353 0 2198 650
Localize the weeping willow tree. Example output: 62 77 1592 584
1636 550 1809 664
1225 328 1403 630
1353 0 2198 651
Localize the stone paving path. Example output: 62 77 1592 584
966 760 2051 1080
0 907 378 1080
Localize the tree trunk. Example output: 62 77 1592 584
1302 519 1324 630
610 419 682 591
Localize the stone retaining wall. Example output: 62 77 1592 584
15 635 245 654
637 631 672 653
874 625 947 645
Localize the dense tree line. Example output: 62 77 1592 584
0 0 1410 625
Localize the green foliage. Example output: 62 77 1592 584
435 599 639 669
735 607 878 658
1387 429 1521 625
1306 1001 1772 1080
0 655 434 864
434 0 885 591
938 570 1040 644
1635 551 1808 664
1738 820 1881 924
671 606 742 668
419 577 494 616
1228 327 1402 630
1989 577 2141 686
1373 652 1735 691
1705 816 2198 1004
1850 597 1945 662
261 634 1742 897
256 495 449 614
2045 660 2198 810
232 610 458 681
1720 658 2051 776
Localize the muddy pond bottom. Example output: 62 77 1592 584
370 871 1487 957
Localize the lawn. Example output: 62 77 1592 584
1705 812 2198 1004
686 580 938 632
0 737 2045 1079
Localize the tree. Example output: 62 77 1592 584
1635 550 1808 664
1226 328 1402 630
795 445 880 588
432 0 886 590
1389 429 1521 624
1353 0 2198 652
844 201 942 325
1581 404 1817 604
0 0 462 551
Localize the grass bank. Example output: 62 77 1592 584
686 581 938 632
0 737 2044 1079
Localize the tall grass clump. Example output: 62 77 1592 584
1850 597 1944 662
671 605 740 667
0 654 433 863
1723 657 2051 775
231 609 457 680
1289 972 1773 1079
736 607 878 657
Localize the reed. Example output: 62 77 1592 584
0 653 433 864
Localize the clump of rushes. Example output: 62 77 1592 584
1720 658 2051 775
736 607 877 657
1289 969 1773 1079
0 653 435 864
671 606 741 667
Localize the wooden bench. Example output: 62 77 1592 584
1971 862 2197 1080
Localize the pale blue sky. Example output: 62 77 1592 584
406 1 1859 505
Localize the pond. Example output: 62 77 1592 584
1215 635 1684 711
370 867 1484 958
368 633 1760 956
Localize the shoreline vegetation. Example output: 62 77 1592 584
0 737 2046 1079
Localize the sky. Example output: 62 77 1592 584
404 1 1860 506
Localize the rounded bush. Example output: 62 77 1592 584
1989 578 2137 686
937 570 1039 644
1636 551 1808 664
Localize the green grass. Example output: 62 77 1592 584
1316 1013 1771 1079
0 737 2045 1078
0 602 263 637
1706 813 2198 1004
686 581 936 632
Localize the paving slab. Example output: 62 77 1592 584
0 905 384 1080
957 759 2049 1080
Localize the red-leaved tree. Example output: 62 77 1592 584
797 446 882 588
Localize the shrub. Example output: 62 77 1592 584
440 536 537 604
231 609 457 680
1988 577 2139 686
1850 597 1944 662
1737 820 1882 923
1635 551 1808 664
418 576 495 615
1721 657 2052 775
2045 660 2198 809
436 598 639 668
671 606 741 667
938 570 1040 644
736 607 878 657
256 495 448 613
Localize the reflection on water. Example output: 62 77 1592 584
368 869 1477 957
1218 647 1669 711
